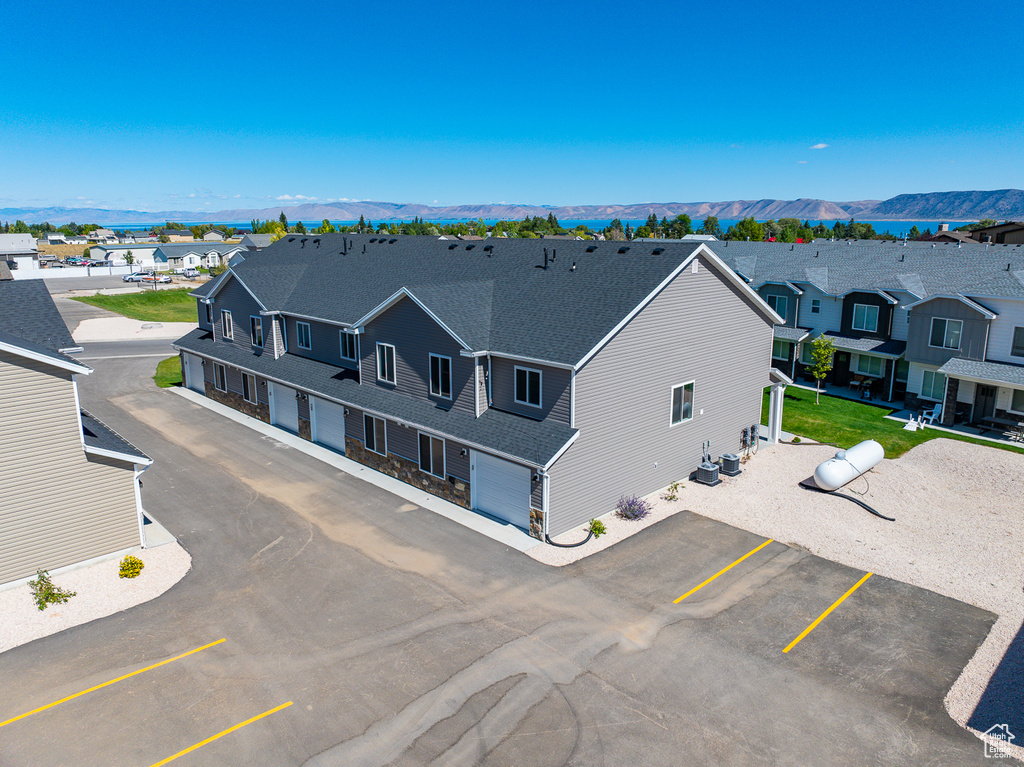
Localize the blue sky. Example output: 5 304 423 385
3 0 1022 212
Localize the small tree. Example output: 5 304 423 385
808 336 835 404
124 250 134 267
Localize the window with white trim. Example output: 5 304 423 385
340 331 357 361
214 363 227 391
921 370 946 401
221 310 233 340
206 303 213 324
418 433 445 478
1011 389 1024 414
250 316 263 347
364 414 387 455
377 343 396 384
670 381 694 426
856 354 883 377
429 354 452 399
852 303 879 332
801 342 815 364
929 318 962 350
772 339 790 360
811 299 820 314
1011 327 1024 358
242 372 257 404
514 366 542 408
766 294 788 318
296 321 312 350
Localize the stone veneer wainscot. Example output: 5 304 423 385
345 437 471 509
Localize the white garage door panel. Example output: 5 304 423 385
183 353 204 393
473 451 531 529
312 397 346 453
270 382 299 433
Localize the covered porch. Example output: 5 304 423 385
935 357 1024 438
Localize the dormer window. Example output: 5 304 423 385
429 354 452 399
296 321 312 350
852 304 878 333
514 366 542 408
221 310 233 340
377 343 396 384
250 316 263 347
766 294 788 318
340 330 357 361
929 318 962 350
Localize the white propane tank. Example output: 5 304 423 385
813 439 884 491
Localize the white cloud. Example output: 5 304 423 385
76 196 88 200
276 194 318 201
233 194 242 198
188 193 196 198
797 160 808 164
810 143 829 149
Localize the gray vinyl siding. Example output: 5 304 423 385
476 358 488 414
197 298 212 331
284 316 357 371
203 358 269 404
346 407 365 441
0 352 139 585
298 394 310 421
387 420 418 461
906 298 990 365
445 440 470 482
758 285 799 327
268 315 286 358
213 275 264 349
531 476 542 509
796 286 842 332
489 356 571 425
359 296 475 415
547 254 773 536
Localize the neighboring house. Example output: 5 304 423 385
46 232 69 245
970 221 1024 244
161 229 195 242
88 228 117 243
0 233 39 271
0 277 152 586
156 243 245 270
90 243 162 268
120 230 158 244
203 229 226 241
65 234 88 246
174 234 784 539
707 239 1024 427
239 233 272 250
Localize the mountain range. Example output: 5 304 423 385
3 189 1022 225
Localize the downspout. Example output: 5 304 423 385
888 359 896 403
487 354 493 406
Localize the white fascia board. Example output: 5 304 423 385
903 294 998 319
839 288 898 305
84 445 154 466
281 311 350 328
769 367 794 385
485 351 574 370
352 287 471 351
574 244 782 371
542 431 581 471
756 280 804 295
0 339 92 374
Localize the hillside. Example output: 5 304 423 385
3 189 1022 225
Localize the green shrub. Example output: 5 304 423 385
589 519 607 538
662 481 683 501
28 570 76 611
791 436 802 443
119 555 145 579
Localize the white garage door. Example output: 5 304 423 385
311 397 346 453
183 353 205 393
472 451 531 529
269 382 299 433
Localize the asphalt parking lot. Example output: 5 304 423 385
0 352 1001 765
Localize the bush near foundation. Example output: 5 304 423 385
119 555 145 579
28 570 76 611
615 495 651 521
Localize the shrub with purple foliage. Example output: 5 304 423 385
615 494 651 521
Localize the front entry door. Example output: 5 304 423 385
833 352 851 386
975 385 997 421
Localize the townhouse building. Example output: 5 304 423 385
174 234 783 538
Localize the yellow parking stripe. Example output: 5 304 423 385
0 638 226 728
673 539 774 603
148 701 293 767
784 572 873 654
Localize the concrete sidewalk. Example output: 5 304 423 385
73 317 197 343
169 386 540 553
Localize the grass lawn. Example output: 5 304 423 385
71 288 196 323
762 385 1024 458
154 356 182 388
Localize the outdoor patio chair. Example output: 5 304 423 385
921 403 942 426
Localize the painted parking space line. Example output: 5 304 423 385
673 539 774 603
148 701 293 767
783 572 873 654
0 638 226 728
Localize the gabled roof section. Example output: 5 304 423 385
80 410 151 464
203 268 269 310
0 331 92 373
839 288 898 304
903 294 998 318
353 287 474 350
0 279 80 353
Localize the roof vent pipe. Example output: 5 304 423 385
1008 263 1012 271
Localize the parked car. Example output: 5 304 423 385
182 267 200 277
141 274 172 284
122 272 153 282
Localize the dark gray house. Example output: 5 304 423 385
0 279 152 586
174 235 783 538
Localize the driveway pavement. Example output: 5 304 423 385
0 353 1001 766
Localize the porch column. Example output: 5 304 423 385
767 384 785 444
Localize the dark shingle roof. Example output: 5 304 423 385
937 358 1024 388
0 279 78 352
821 332 907 357
80 411 150 462
773 325 810 342
707 240 1024 299
175 329 576 466
219 234 723 366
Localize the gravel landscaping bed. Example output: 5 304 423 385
0 544 191 654
531 436 1023 759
